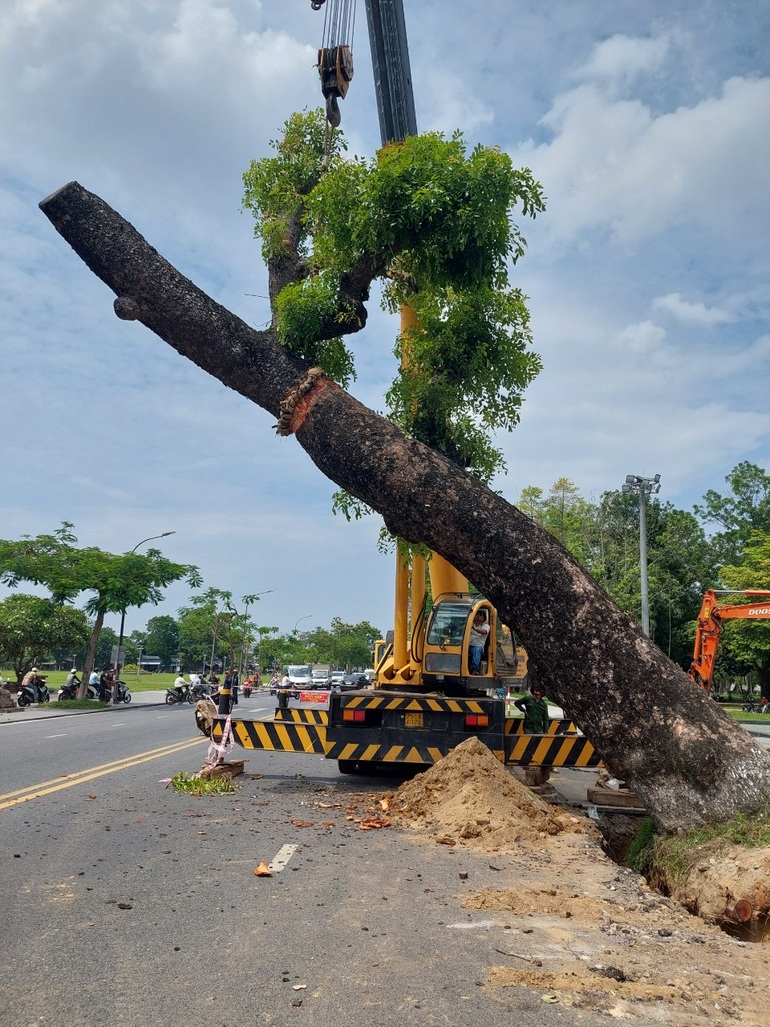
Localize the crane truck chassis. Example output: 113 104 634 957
195 586 602 775
195 691 600 774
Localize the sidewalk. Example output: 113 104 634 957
0 690 168 726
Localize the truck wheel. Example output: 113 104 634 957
337 759 358 774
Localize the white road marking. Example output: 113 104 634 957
269 844 298 873
45 733 67 738
446 919 498 930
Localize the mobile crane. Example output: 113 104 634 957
196 0 600 776
688 588 770 694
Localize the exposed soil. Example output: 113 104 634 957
387 737 770 1026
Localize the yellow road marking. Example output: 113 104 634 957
0 737 205 811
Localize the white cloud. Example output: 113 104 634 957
616 319 668 356
515 65 770 248
652 292 733 325
575 32 671 86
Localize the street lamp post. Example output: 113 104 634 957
292 615 313 663
114 531 176 705
621 474 661 637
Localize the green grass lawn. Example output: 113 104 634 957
27 671 178 692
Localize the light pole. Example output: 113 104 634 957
292 615 313 663
114 531 176 704
621 474 661 637
293 615 312 635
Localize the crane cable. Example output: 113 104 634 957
320 0 356 51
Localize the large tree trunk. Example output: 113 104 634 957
40 182 770 831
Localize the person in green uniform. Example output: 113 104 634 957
514 685 549 733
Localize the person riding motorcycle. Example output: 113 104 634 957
20 667 48 703
22 667 39 690
171 673 189 701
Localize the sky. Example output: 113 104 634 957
1 0 769 642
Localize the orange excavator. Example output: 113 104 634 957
688 589 770 693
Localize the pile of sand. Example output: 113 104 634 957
388 736 589 849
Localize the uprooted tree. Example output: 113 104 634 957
39 112 770 832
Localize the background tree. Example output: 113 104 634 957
0 523 197 696
518 482 718 668
0 594 90 684
254 625 280 673
519 478 597 567
302 618 381 669
140 615 180 670
695 461 770 564
177 588 267 673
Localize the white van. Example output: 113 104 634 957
283 665 313 689
311 667 331 688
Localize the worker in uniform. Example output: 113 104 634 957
514 685 549 734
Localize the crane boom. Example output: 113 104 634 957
363 0 418 144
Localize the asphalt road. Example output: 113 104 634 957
1 693 584 1027
3 693 768 1027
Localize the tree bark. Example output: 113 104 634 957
40 182 770 831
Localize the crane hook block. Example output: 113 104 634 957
311 0 327 9
318 44 354 127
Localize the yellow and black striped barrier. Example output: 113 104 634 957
505 732 600 768
274 708 329 725
324 738 506 766
506 718 580 736
340 693 490 714
211 717 326 755
206 696 599 769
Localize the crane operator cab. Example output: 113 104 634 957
422 594 526 694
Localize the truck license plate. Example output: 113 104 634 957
404 712 423 728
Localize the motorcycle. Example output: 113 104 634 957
165 681 193 705
17 675 50 706
58 680 101 701
58 676 82 701
190 680 216 702
106 680 132 704
742 699 770 714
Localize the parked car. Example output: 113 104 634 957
338 671 368 691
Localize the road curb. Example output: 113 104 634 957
0 692 167 726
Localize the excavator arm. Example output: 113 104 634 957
688 588 770 692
